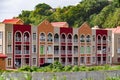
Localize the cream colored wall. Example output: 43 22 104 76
112 33 120 64
31 26 38 66
0 24 5 54
5 24 13 68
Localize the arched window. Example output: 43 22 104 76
23 32 30 42
103 36 106 44
97 35 101 44
47 33 53 42
40 33 45 41
61 34 66 42
74 34 78 42
86 35 91 42
15 32 21 42
54 33 59 42
80 35 85 42
67 34 72 43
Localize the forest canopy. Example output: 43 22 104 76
18 0 120 28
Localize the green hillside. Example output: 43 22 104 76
17 0 120 28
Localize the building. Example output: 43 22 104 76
0 19 113 69
0 54 7 70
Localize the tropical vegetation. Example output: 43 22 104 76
17 0 120 28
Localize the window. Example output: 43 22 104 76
117 48 120 53
80 57 85 64
47 33 53 42
80 46 84 53
0 45 2 53
8 32 12 40
54 34 59 42
74 34 78 42
80 35 85 42
40 33 45 41
86 46 91 53
7 45 12 53
86 35 91 42
0 32 2 39
47 45 52 54
92 57 95 63
7 58 12 67
109 36 111 42
32 45 36 53
93 35 95 41
97 46 101 50
24 46 29 54
40 45 45 55
33 33 36 40
74 46 78 54
15 32 21 42
32 58 36 65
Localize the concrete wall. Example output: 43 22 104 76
2 70 120 80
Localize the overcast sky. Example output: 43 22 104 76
0 0 81 22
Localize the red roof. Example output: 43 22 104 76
51 22 69 28
106 27 120 33
0 54 7 58
2 18 23 24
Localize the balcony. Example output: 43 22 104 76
97 40 101 44
40 38 45 42
15 50 21 54
16 37 21 42
74 39 78 43
54 38 59 43
74 51 78 54
67 39 72 43
24 50 29 54
103 40 106 44
24 38 29 42
54 50 59 54
61 39 65 43
61 50 65 54
67 50 72 54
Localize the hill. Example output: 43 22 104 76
17 0 120 28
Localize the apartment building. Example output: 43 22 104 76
0 19 113 69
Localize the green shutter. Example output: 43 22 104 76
80 46 84 54
40 46 44 55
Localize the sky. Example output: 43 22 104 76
0 0 81 22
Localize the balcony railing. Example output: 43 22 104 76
24 50 29 54
103 40 106 44
61 50 65 54
15 50 21 54
54 38 59 43
67 39 72 43
61 39 65 42
74 39 78 43
40 38 45 41
54 50 59 54
16 37 21 42
97 40 101 44
67 50 72 54
24 38 29 42
74 51 78 54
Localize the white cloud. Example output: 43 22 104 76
0 0 81 22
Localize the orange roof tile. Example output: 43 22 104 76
0 54 7 58
2 18 23 24
51 22 69 28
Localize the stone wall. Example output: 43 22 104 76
2 70 120 80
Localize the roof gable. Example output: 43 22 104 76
51 22 69 28
2 18 24 24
